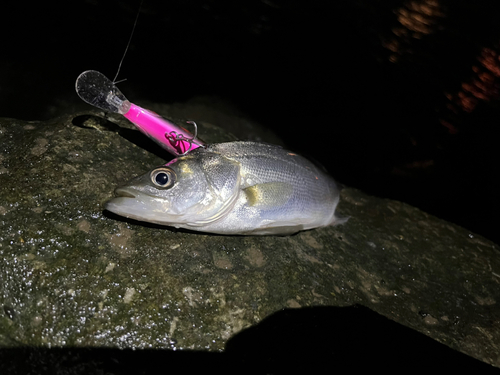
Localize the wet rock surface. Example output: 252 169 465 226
0 104 499 371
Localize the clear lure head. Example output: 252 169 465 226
75 70 131 114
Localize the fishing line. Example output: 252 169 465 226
77 0 205 156
113 0 144 84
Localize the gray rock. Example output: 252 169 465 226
0 104 499 368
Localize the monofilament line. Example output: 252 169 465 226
113 0 144 83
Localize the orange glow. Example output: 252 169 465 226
439 120 458 135
446 46 500 114
384 0 445 61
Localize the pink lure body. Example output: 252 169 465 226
123 103 202 156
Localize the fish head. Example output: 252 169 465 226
105 151 242 227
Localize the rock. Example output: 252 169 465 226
0 105 499 370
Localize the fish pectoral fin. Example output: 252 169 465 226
330 214 350 226
243 182 293 209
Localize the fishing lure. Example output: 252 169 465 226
75 70 204 156
75 1 204 156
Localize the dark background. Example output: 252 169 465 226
2 0 500 245
0 305 498 373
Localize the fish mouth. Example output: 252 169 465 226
105 186 181 225
114 187 137 198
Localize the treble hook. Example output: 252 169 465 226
165 120 205 156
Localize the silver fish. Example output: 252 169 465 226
105 141 346 235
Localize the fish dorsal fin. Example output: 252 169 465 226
243 182 293 209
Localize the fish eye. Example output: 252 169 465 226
150 167 176 189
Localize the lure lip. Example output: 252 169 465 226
75 70 131 114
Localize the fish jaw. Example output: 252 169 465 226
105 186 182 225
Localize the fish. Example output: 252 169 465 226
105 141 346 235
